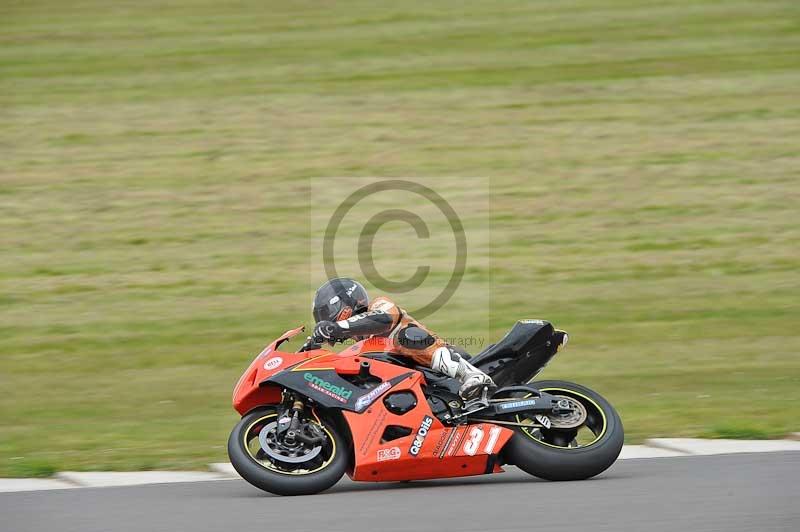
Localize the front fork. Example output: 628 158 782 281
276 394 328 447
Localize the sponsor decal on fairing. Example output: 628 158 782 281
263 357 283 370
409 415 433 457
355 381 392 411
303 372 353 403
431 428 453 458
359 410 387 456
376 447 401 462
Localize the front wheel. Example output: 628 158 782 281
502 380 623 481
228 407 349 495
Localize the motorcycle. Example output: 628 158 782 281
228 319 624 495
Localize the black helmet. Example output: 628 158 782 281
312 278 369 323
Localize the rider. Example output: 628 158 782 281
311 277 495 401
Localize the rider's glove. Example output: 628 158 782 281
313 321 339 342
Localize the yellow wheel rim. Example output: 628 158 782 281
242 413 337 476
515 387 608 449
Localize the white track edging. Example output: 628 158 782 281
0 478 78 493
645 438 800 456
209 462 238 477
55 471 230 488
3 439 799 493
617 445 688 459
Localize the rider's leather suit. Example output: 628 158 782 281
314 296 494 400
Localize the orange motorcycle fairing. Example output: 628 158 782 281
337 356 514 482
232 326 312 415
232 327 513 481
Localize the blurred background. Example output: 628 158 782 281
1 0 798 476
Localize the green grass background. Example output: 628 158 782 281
2 0 799 475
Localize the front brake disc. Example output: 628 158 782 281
259 422 322 464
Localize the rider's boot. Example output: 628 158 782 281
431 346 496 401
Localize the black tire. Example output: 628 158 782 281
227 408 349 496
502 380 623 481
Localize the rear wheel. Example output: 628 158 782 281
502 380 623 481
228 407 348 495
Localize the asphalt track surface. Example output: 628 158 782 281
4 453 799 532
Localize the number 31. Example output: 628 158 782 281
463 426 502 456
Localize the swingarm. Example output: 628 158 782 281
444 385 573 422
